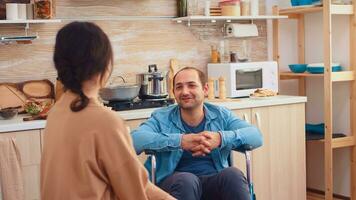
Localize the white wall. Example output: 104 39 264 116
266 2 352 196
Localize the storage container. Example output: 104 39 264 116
219 0 241 16
34 0 52 19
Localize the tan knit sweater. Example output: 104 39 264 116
41 91 174 200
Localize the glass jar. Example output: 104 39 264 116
34 0 52 19
219 0 241 16
188 0 199 16
241 0 251 16
177 0 187 17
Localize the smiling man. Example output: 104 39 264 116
131 67 263 200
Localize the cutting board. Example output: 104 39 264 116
19 80 54 99
169 59 178 99
0 79 54 109
0 84 27 109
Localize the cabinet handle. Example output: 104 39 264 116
254 112 261 129
243 113 250 123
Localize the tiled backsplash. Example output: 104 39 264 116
0 0 267 84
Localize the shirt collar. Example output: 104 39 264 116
170 102 217 131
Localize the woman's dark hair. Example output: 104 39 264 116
54 21 113 112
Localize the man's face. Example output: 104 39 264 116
173 69 208 110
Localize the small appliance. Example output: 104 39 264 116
207 61 278 98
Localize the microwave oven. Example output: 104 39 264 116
207 61 278 98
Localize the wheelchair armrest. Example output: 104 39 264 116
232 144 254 153
241 144 253 151
144 149 156 155
231 144 253 187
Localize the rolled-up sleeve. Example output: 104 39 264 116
219 109 263 151
131 115 182 155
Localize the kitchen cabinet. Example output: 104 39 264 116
250 104 306 200
0 130 41 200
232 104 306 200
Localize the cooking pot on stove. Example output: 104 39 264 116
137 64 168 100
99 76 140 101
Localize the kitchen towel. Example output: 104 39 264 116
0 138 24 200
225 23 258 38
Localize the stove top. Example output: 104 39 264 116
106 98 175 111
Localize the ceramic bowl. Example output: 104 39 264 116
288 64 307 73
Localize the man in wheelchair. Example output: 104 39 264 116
132 67 263 200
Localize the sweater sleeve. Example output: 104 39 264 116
96 118 175 200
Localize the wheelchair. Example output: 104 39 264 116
144 144 257 200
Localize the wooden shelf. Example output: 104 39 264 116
0 19 61 24
332 71 355 82
279 71 355 82
332 136 356 148
330 4 354 14
172 15 288 24
307 136 355 149
0 19 61 44
279 5 353 16
279 5 323 15
274 2 356 198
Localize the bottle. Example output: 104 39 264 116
211 45 219 63
230 52 237 63
188 0 198 16
208 78 215 100
241 0 251 16
177 0 187 17
218 76 226 100
250 0 259 16
205 0 211 16
220 39 230 63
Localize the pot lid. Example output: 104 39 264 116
106 83 140 89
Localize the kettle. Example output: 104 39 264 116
137 64 168 100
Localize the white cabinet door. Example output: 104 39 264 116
0 130 41 200
251 103 306 200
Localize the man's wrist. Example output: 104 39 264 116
180 134 184 149
217 131 222 147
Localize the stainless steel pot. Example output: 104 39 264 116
100 77 140 101
137 64 168 99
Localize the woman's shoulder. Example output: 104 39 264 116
88 105 126 129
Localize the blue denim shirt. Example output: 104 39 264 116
131 102 263 183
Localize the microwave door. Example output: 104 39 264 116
235 68 263 90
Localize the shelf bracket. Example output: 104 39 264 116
25 23 30 36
